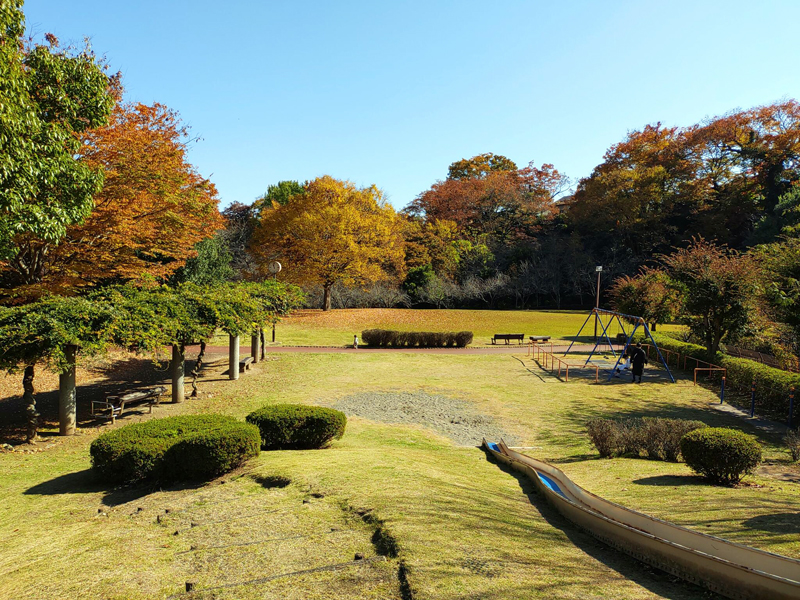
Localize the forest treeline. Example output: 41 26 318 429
2 3 800 362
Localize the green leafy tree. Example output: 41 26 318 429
0 295 117 441
254 180 305 214
0 6 115 258
663 239 758 356
171 236 235 286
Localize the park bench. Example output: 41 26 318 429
91 385 168 424
492 333 525 345
239 356 255 373
529 336 551 343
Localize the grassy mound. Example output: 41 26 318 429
90 414 260 483
246 404 346 450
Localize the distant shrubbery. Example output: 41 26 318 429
680 427 762 484
90 415 260 483
361 329 473 348
587 417 707 461
246 404 346 450
636 332 800 425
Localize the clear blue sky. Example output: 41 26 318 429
23 0 800 210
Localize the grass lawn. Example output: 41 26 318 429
1 319 797 599
262 308 683 347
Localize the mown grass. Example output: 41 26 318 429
1 340 797 599
264 308 683 346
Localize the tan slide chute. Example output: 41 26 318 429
483 439 800 600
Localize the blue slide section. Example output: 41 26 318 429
536 471 567 499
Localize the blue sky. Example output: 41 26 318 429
23 0 800 210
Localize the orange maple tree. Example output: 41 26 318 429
1 101 222 299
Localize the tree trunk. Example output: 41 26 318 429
651 322 657 332
59 345 77 436
23 365 38 443
171 344 185 403
322 284 332 311
251 331 261 363
190 341 206 397
229 334 240 380
259 328 266 360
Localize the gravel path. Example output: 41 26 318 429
334 391 518 446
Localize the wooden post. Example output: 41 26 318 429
229 334 240 380
171 344 185 403
251 331 261 364
59 344 78 436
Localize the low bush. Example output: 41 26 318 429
680 427 762 484
90 415 260 483
641 418 707 461
785 429 800 462
246 404 346 450
361 329 473 348
587 417 707 461
586 418 623 457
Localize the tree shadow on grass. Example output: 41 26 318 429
633 474 704 487
741 513 800 534
23 468 204 507
481 447 725 600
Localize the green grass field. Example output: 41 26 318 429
264 308 683 346
1 310 796 599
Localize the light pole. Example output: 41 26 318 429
268 261 282 343
594 266 603 342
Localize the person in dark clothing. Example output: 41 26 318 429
630 342 647 383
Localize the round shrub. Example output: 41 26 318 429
246 404 346 450
90 414 260 483
680 427 762 484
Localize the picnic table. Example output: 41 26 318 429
92 386 168 424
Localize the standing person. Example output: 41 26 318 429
353 334 359 349
630 342 647 383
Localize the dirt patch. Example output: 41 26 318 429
335 391 518 446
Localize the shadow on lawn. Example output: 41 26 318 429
632 474 703 487
481 447 725 600
742 512 800 534
23 468 204 507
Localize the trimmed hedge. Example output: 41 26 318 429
90 415 260 483
636 332 800 424
587 417 706 461
680 427 762 484
361 329 473 348
246 404 346 450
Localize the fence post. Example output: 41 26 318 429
750 379 756 418
789 387 795 428
720 376 725 404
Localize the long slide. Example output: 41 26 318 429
483 439 800 600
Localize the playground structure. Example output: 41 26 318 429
483 439 800 600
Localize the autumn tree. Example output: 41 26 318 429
447 153 517 180
663 239 758 356
408 162 567 242
0 6 115 259
250 175 405 311
0 102 222 298
610 267 680 331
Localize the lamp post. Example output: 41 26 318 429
268 261 282 343
594 266 603 342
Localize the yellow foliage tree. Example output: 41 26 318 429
250 176 405 310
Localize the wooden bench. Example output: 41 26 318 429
492 334 525 345
92 386 168 424
239 356 255 373
529 336 551 343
